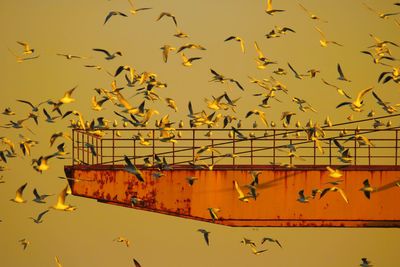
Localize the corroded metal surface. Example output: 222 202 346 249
65 165 400 227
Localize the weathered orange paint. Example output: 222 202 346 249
64 165 400 227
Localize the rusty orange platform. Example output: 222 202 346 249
64 164 400 227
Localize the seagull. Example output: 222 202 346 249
160 45 176 63
298 3 327 22
246 109 268 127
19 238 30 250
16 99 48 112
43 108 60 123
360 179 375 199
181 53 201 67
326 166 343 178
124 155 144 182
320 186 349 204
10 182 28 203
156 12 178 26
224 36 245 53
17 41 35 55
174 28 189 38
186 176 198 186
50 184 76 211
261 237 283 248
56 53 87 59
55 256 63 267
254 41 277 67
104 11 128 24
198 229 210 245
208 207 220 222
8 48 39 62
165 97 178 112
363 3 400 19
250 246 268 255
59 86 77 104
315 27 343 47
360 50 396 65
371 91 400 114
360 257 373 267
177 43 206 53
265 0 285 15
29 209 50 224
127 0 152 15
114 237 130 247
336 87 373 112
209 69 244 91
93 48 122 60
337 63 351 82
297 189 310 203
233 180 250 202
2 107 16 115
133 259 142 267
321 79 352 99
32 188 53 203
287 62 306 79
281 111 296 125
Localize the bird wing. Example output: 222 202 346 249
234 180 246 199
133 259 142 267
33 188 41 199
287 62 299 76
43 108 52 120
337 188 349 203
37 209 50 221
254 41 264 59
93 48 111 57
314 26 326 39
355 87 373 103
16 182 28 200
337 63 345 79
17 99 35 109
224 36 236 41
319 188 330 199
124 155 144 182
56 185 68 206
363 179 370 187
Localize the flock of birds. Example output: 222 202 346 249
2 0 400 266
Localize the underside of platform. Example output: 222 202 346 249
64 165 400 227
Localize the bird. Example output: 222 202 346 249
156 12 178 26
133 259 142 267
17 41 35 55
124 155 144 182
320 186 349 203
16 99 48 112
29 209 50 224
336 87 373 112
104 11 128 24
363 3 400 19
177 43 206 53
32 188 53 203
360 179 375 199
186 176 198 186
261 237 282 248
337 63 351 82
19 238 30 250
181 53 201 67
361 50 396 65
11 182 28 203
208 207 220 222
43 108 60 123
233 180 249 202
114 237 130 247
326 166 343 178
224 36 245 53
265 0 285 15
84 142 97 156
58 86 77 104
209 69 244 91
298 3 327 21
56 53 87 59
160 45 176 63
250 246 268 255
93 48 122 60
50 184 76 211
371 91 400 114
297 190 310 203
197 229 210 245
315 27 343 47
281 111 296 125
360 257 373 267
321 79 352 99
246 109 268 127
55 256 63 267
127 0 152 15
287 62 306 79
174 28 189 38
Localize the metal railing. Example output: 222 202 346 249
71 124 400 169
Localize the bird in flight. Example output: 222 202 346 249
104 11 128 25
360 179 375 199
181 53 202 67
261 237 283 248
156 12 178 26
127 0 152 15
29 209 50 224
50 184 76 211
197 229 210 245
265 0 285 15
320 186 349 204
17 41 35 55
363 3 400 19
315 27 343 47
10 182 28 203
19 238 30 250
124 155 144 182
32 188 53 203
336 87 373 112
298 3 327 22
93 48 122 60
160 45 176 63
336 63 351 82
321 78 352 99
224 36 245 53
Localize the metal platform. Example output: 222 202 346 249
65 116 400 227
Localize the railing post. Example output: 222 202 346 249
81 131 84 164
329 138 332 166
192 129 195 163
72 129 75 166
396 129 398 166
272 129 276 167
152 129 156 164
112 129 115 167
290 138 293 166
232 133 236 166
172 141 175 165
250 138 254 166
354 129 357 166
100 138 103 165
211 139 214 166
313 138 316 166
133 137 136 165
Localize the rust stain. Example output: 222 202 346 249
65 165 400 227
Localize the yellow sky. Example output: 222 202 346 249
0 0 400 266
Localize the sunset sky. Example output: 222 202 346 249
0 0 400 266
